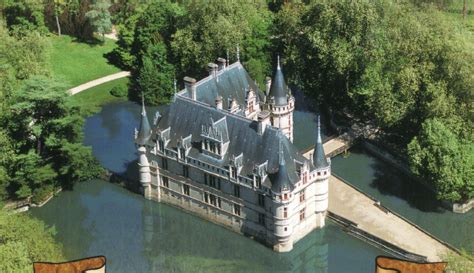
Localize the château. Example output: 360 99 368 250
135 57 330 252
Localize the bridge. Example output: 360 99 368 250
302 136 454 262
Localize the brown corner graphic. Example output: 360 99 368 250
33 256 106 273
375 256 447 273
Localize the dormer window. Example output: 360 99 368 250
158 140 165 152
255 175 262 189
179 147 185 159
230 166 237 179
201 117 229 159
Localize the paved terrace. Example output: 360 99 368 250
302 139 453 262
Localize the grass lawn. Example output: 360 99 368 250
48 35 121 89
67 77 129 117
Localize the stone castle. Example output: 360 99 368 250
134 57 330 252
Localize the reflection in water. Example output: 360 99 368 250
332 145 474 252
32 180 388 273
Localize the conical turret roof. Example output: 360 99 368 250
270 134 292 192
269 56 289 106
313 116 329 169
136 95 151 145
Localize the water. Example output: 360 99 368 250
31 179 387 273
332 145 474 252
30 100 389 272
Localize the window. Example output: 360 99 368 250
234 185 240 198
179 148 185 159
283 207 288 218
299 209 305 222
258 194 265 207
255 176 262 189
158 140 165 152
204 192 208 203
210 194 217 206
317 171 321 176
300 190 305 203
283 193 288 200
183 165 189 177
183 184 190 196
258 213 265 226
162 176 169 188
217 197 222 208
234 204 241 216
161 158 168 170
230 167 237 179
324 171 327 175
303 173 307 184
205 174 221 190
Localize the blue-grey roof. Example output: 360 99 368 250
181 63 265 112
152 96 306 191
313 116 329 169
136 100 151 145
269 137 293 192
269 59 289 106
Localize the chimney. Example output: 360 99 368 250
207 63 218 77
217 58 226 71
215 95 223 110
257 110 271 135
184 76 197 100
265 77 272 96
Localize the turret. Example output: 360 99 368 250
135 95 152 146
265 56 295 142
312 116 329 169
135 95 152 199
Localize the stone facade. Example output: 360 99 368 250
135 59 330 252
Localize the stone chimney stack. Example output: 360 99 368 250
184 76 197 100
265 77 272 96
217 58 226 71
257 110 271 135
207 63 218 77
215 95 223 110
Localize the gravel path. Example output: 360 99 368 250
68 71 130 95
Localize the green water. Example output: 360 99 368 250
31 180 387 273
332 145 474 252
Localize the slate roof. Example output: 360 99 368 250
151 96 307 191
136 98 152 145
313 116 329 169
180 62 265 112
269 58 289 106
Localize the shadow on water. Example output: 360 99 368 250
369 159 443 213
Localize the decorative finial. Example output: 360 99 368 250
153 111 161 125
236 45 240 62
277 55 281 70
141 93 146 116
317 115 322 143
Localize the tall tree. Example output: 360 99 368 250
85 0 112 40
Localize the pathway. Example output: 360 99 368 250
302 140 453 262
68 71 130 95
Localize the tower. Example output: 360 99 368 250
135 96 152 199
265 56 295 142
312 116 330 227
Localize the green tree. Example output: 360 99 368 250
3 0 48 35
0 209 64 273
408 119 473 202
136 44 175 104
85 0 112 40
171 0 272 82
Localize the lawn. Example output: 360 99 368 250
48 35 121 89
67 77 129 117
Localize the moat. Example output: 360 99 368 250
31 100 474 272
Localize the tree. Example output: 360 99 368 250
85 0 112 40
0 209 64 273
408 119 473 202
52 0 67 35
135 44 175 105
171 0 272 82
